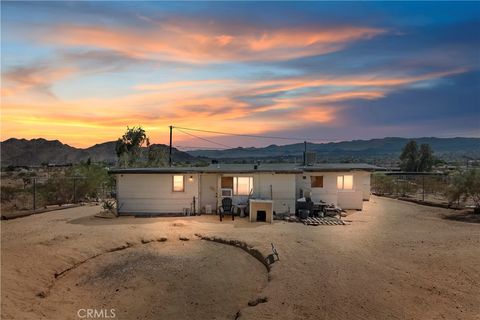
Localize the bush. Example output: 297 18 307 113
65 163 114 201
446 169 480 210
1 186 20 203
395 179 417 197
38 174 73 205
371 174 396 195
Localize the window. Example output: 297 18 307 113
233 177 253 196
337 175 353 190
173 175 184 192
311 176 323 188
221 177 233 189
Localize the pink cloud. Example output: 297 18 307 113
39 22 385 62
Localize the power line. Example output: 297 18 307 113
176 128 233 149
173 126 309 142
173 127 327 142
174 145 231 150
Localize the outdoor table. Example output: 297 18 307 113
235 204 248 218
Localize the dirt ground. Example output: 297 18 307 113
1 196 479 320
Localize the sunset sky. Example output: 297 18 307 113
1 1 479 148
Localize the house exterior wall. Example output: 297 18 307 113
296 171 366 210
361 172 371 201
218 172 296 214
115 169 371 214
256 173 296 214
116 173 199 214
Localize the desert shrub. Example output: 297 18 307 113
395 179 417 197
17 171 36 189
38 174 73 205
422 176 447 195
65 163 113 201
1 185 20 203
371 174 396 195
446 169 480 209
463 169 480 209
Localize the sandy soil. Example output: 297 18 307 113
1 196 479 320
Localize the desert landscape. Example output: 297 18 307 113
1 196 479 320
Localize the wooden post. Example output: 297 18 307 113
33 178 36 211
169 125 173 167
422 175 425 202
73 177 77 203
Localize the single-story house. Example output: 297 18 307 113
109 163 381 216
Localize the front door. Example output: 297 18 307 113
200 174 218 213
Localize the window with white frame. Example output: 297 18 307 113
173 175 185 192
233 176 253 196
337 175 353 190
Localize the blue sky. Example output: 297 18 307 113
1 1 479 147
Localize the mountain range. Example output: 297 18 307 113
187 137 480 162
1 137 479 167
0 138 196 167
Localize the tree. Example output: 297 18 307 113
115 126 150 167
418 144 434 172
147 145 168 167
399 140 419 172
399 140 435 172
115 126 169 168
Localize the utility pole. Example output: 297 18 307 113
169 125 173 167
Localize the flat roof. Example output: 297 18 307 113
109 163 383 174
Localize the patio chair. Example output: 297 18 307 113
219 197 235 221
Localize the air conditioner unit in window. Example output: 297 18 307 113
221 188 233 197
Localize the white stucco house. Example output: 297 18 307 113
109 163 380 216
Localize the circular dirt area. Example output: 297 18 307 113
39 240 268 320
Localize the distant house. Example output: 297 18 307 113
109 163 381 216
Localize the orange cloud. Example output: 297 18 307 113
250 68 467 96
40 22 385 62
294 106 336 123
1 55 468 148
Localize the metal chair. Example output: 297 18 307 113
219 197 235 221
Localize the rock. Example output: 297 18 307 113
156 237 168 242
179 236 189 241
36 291 47 298
248 296 268 306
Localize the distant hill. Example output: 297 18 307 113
186 137 480 162
2 137 479 167
0 138 197 167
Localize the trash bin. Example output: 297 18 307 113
298 209 309 219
